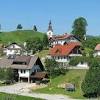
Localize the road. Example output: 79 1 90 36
0 83 75 100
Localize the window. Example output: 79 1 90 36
20 70 26 73
21 70 23 73
24 70 26 73
58 56 59 59
64 56 66 59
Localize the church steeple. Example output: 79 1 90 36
48 20 53 32
47 20 53 38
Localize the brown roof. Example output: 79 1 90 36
31 72 48 79
0 55 39 69
13 56 31 65
95 44 100 51
51 34 73 41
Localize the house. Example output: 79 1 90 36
94 44 100 57
3 43 26 56
0 55 45 83
49 42 82 66
49 33 80 47
46 20 80 47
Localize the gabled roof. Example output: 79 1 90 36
51 33 74 41
49 42 81 56
4 42 25 50
13 55 31 65
31 72 48 79
95 44 100 51
0 55 40 69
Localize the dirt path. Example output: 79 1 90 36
0 83 76 100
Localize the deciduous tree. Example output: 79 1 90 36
26 37 43 54
71 17 87 41
17 24 23 30
43 34 49 48
33 25 37 31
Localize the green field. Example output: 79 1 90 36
33 69 87 99
36 50 49 58
0 30 44 44
0 93 44 100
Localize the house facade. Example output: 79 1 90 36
49 33 80 47
3 43 26 56
49 42 82 66
94 44 100 57
0 55 45 83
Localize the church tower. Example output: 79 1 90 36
47 20 53 38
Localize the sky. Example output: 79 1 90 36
0 0 100 35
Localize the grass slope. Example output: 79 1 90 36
33 69 87 99
36 50 49 58
0 93 44 100
0 30 44 44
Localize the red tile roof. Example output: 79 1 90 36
49 42 81 56
52 33 73 40
95 44 100 50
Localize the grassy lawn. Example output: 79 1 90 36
0 30 44 44
0 93 44 100
36 50 49 58
33 69 87 99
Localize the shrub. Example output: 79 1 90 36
0 68 14 82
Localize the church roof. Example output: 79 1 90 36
48 20 53 31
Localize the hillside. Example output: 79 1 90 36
33 69 87 99
0 30 44 44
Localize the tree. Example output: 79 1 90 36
43 34 49 48
0 24 1 33
81 59 100 98
71 17 87 41
4 68 14 81
45 58 66 78
17 24 23 30
26 37 43 54
33 25 37 31
0 68 14 81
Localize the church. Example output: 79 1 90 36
46 21 80 47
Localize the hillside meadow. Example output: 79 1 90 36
0 30 44 44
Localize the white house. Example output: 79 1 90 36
3 43 26 56
49 42 82 66
49 33 80 47
94 44 100 57
0 55 46 83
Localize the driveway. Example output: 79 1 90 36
0 83 76 100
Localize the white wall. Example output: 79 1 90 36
4 44 22 56
6 49 21 56
47 30 53 38
53 56 70 63
76 62 89 68
18 65 42 78
18 69 30 78
9 44 21 49
52 37 79 46
94 51 100 57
